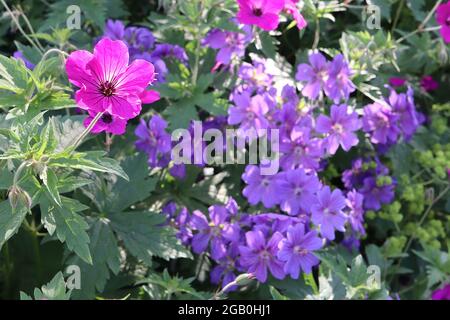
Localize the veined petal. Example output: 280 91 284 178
115 59 155 95
92 38 129 83
65 50 95 88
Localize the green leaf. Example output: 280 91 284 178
0 54 29 92
52 116 86 152
42 168 62 206
406 0 426 22
258 31 278 60
57 174 93 193
68 218 120 299
40 196 92 264
110 211 192 266
267 276 313 299
104 153 157 212
138 269 209 300
0 200 28 250
164 97 198 131
20 272 71 300
36 117 57 157
308 268 347 300
42 0 107 31
49 151 128 181
194 93 228 116
269 286 290 300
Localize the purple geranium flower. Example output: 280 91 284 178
238 58 274 93
203 23 252 68
124 26 155 57
342 233 361 252
151 44 188 63
13 51 35 69
251 213 305 235
276 168 321 215
135 115 172 167
316 104 361 154
295 52 329 100
279 126 324 171
242 165 280 208
190 205 240 261
362 102 400 145
278 224 322 278
228 91 270 136
239 230 285 282
346 190 365 235
311 186 347 240
324 54 356 103
388 87 420 139
103 19 126 40
360 177 395 211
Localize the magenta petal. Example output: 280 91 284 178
116 59 155 95
65 50 94 88
109 94 141 120
140 90 160 104
83 115 106 134
92 38 129 82
107 117 127 135
75 88 108 113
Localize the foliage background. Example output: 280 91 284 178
0 0 449 300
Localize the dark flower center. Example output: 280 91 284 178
293 245 308 256
252 7 263 17
446 17 450 27
99 81 116 97
260 250 271 260
102 113 113 124
294 146 304 156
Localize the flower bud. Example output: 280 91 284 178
234 273 256 286
8 186 32 211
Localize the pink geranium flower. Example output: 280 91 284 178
66 38 158 121
420 75 439 92
389 77 406 87
436 2 450 44
285 0 307 30
236 0 286 31
83 111 127 135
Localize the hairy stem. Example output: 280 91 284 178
0 0 44 54
69 111 104 153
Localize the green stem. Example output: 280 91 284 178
0 0 44 54
392 0 405 31
30 225 43 284
312 17 320 50
17 5 45 52
397 26 442 44
23 219 43 283
69 111 104 153
396 0 443 44
40 48 69 63
2 243 12 298
13 161 30 186
190 0 205 86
